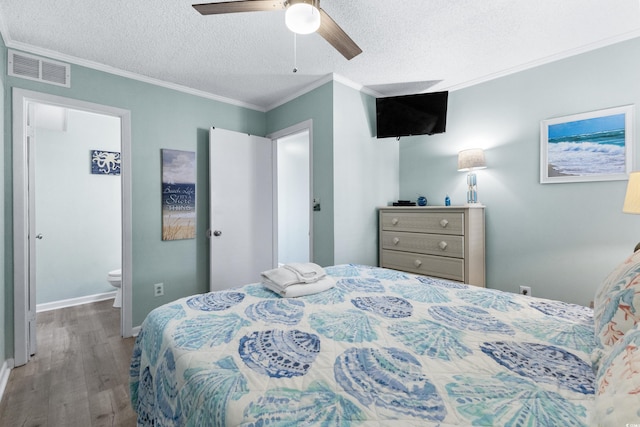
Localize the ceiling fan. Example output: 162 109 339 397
192 0 362 60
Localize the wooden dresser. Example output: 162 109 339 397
378 206 485 287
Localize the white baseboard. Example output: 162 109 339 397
131 325 141 337
0 359 13 403
36 291 117 313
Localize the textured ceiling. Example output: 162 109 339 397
1 1 640 111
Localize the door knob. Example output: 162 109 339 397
35 234 43 240
213 230 222 236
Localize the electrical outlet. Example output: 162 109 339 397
154 283 164 297
519 285 531 296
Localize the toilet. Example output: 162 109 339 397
107 269 122 308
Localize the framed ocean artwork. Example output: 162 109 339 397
161 149 196 240
540 105 634 184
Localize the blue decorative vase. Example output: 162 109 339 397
417 196 427 206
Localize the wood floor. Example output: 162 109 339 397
0 300 137 427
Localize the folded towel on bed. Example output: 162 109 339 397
261 263 326 288
283 262 326 283
261 263 333 297
263 276 335 298
261 267 301 289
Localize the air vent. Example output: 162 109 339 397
8 50 70 88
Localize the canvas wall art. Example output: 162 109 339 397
540 105 634 183
91 150 121 175
161 149 196 240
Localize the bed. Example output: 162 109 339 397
130 261 640 426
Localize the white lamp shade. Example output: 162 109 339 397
623 171 640 213
285 2 321 34
458 148 487 171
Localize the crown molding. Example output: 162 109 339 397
264 73 334 111
2 38 267 112
441 29 640 92
3 18 639 114
264 73 383 112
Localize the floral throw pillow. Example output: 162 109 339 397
592 251 640 368
595 323 640 426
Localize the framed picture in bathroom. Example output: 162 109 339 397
161 149 196 240
91 150 121 175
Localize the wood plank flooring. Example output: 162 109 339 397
0 300 137 427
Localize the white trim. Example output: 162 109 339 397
35 291 117 313
132 325 142 337
4 40 266 112
13 90 29 367
267 120 314 264
0 9 11 43
265 74 334 111
264 73 383 111
0 360 12 403
333 73 382 98
120 110 134 339
3 23 640 112
13 89 134 367
441 29 640 93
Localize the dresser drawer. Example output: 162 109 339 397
381 231 464 258
380 211 464 235
381 249 464 282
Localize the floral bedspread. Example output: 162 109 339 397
130 264 595 426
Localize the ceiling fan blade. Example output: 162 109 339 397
193 0 284 15
317 8 362 60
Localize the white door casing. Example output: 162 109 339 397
12 88 133 366
209 127 274 291
27 103 37 356
268 120 313 265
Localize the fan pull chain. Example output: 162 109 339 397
293 33 298 73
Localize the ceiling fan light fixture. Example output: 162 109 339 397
285 1 321 34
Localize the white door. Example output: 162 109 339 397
209 128 274 291
276 130 311 264
13 89 133 367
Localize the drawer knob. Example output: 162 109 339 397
392 237 400 245
440 219 449 228
414 259 422 268
439 241 448 250
391 218 399 225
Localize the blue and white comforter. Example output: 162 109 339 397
130 264 595 426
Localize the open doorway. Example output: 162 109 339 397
269 120 313 266
13 89 133 366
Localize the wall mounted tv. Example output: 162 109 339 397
376 91 448 139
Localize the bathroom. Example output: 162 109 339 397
34 104 122 312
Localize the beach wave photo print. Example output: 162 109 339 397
540 105 634 183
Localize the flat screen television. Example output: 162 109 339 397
376 91 448 138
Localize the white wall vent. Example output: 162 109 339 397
8 50 70 88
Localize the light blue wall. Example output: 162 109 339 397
35 110 121 304
267 81 399 267
333 82 399 265
400 37 640 306
266 83 335 266
3 42 267 344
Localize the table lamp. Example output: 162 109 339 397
458 148 486 204
623 171 640 252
